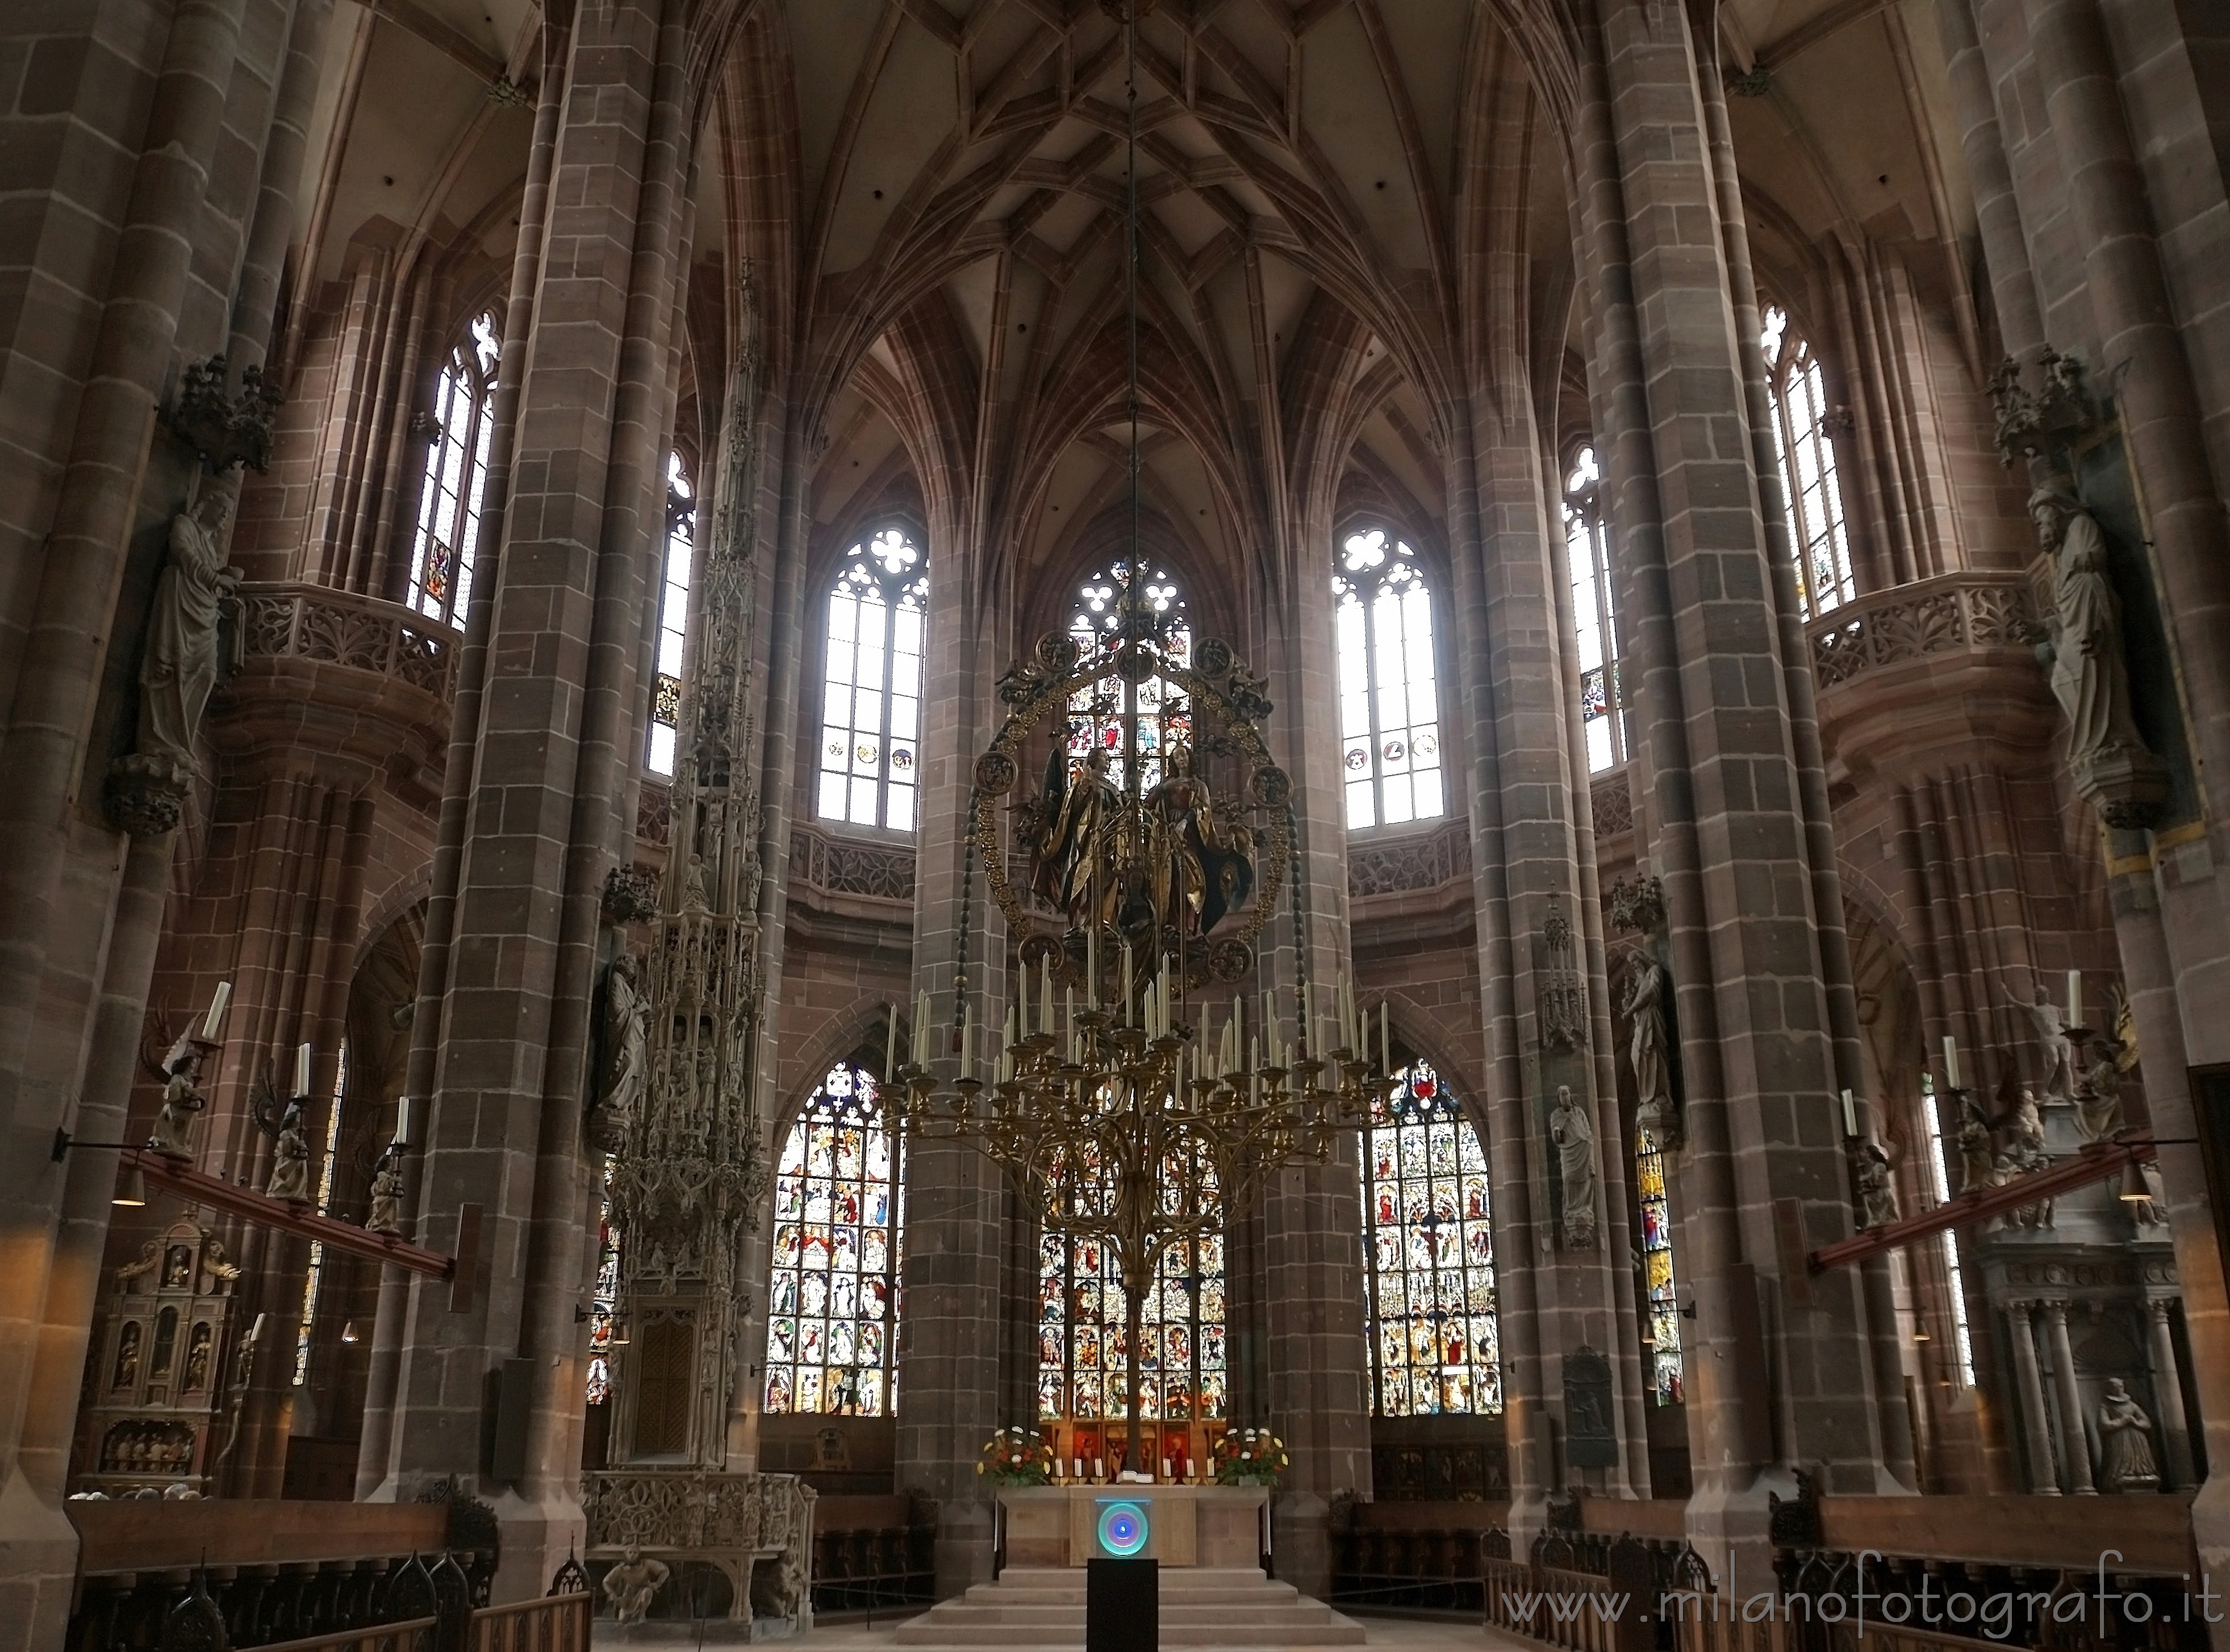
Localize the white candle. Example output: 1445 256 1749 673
1161 1458 1171 1480
1841 1089 1857 1137
1122 944 1133 1022
1943 1035 1961 1089
1042 954 1054 1037
1087 927 1098 1006
200 981 232 1041
294 1042 312 1097
886 1008 898 1078
961 1005 973 1080
1095 1457 1105 1480
1381 1002 1390 1072
394 1095 413 1145
2067 971 2082 1030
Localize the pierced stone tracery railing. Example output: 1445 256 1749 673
236 582 461 704
1348 818 1472 899
1806 572 2036 691
788 824 916 903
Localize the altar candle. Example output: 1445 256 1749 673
1088 927 1099 1006
961 1005 973 1080
1381 1002 1390 1073
1042 954 1054 1038
1943 1035 1961 1089
1095 1457 1105 1480
2068 971 2083 1030
294 1042 312 1097
1841 1089 1857 1137
886 1008 899 1078
916 991 930 1065
1074 1458 1084 1480
1066 988 1075 1044
1161 1459 1172 1480
393 1095 413 1146
200 980 232 1041
1122 944 1134 1022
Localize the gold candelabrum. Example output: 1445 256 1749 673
885 960 1397 1475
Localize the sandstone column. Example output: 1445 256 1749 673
2004 1300 2059 1494
2145 1299 2195 1491
2041 1301 2095 1495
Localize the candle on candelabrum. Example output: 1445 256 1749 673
200 980 232 1042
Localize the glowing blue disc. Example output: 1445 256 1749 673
1097 1499 1149 1557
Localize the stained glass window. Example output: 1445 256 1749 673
293 1040 348 1387
1067 562 1191 793
763 1063 904 1415
645 453 695 777
407 312 499 627
817 529 926 832
1036 1138 1226 1421
1761 307 1856 618
1360 1060 1501 1415
586 1192 617 1406
1920 1074 1978 1385
1334 530 1443 829
1635 1125 1683 1403
1563 448 1628 773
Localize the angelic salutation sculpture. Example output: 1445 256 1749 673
1851 1142 1899 1229
1550 1085 1599 1247
1955 1094 1995 1197
2096 1378 2160 1492
139 488 238 770
2077 1037 2128 1143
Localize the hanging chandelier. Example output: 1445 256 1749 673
878 1 1395 1476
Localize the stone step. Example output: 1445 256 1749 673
917 1603 1339 1626
893 1568 1367 1647
959 1583 1301 1607
897 1625 1368 1647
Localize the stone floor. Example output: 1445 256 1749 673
799 1614 1525 1652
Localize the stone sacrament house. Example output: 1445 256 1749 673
4 0 2230 1646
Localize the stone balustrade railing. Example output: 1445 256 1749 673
1348 818 1472 898
1806 571 2036 692
789 824 917 904
236 582 461 704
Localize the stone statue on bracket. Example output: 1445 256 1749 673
148 1031 208 1158
1955 1094 1995 1196
264 1101 312 1203
1622 952 1673 1141
1999 977 2073 1102
2031 477 2169 829
366 1145 406 1236
2076 1036 2128 1141
1851 1141 1899 1229
590 952 648 1153
1550 1085 1599 1247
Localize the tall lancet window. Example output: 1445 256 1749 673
1036 1159 1227 1423
817 528 926 831
1334 529 1444 829
1761 306 1856 617
763 1061 905 1416
407 311 500 626
1635 1123 1684 1402
1067 561 1191 792
1564 448 1628 773
646 453 695 777
1360 1059 1501 1415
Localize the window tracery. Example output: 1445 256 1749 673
817 528 926 831
1066 561 1191 793
1036 1141 1226 1423
406 312 499 627
645 453 695 777
1761 306 1856 617
1360 1060 1501 1416
1563 449 1628 773
1334 529 1444 829
763 1061 905 1416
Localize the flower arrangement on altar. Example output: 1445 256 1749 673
1213 1426 1288 1486
976 1425 1056 1485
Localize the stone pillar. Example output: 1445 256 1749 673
2005 1300 2060 1494
2041 1301 2096 1494
2145 1298 2196 1490
355 12 570 1501
1936 0 2048 363
891 516 1005 1599
373 0 687 1596
1580 0 1901 1574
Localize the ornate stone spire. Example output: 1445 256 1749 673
602 270 770 1466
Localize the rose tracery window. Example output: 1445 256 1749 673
817 529 926 832
1066 561 1191 793
763 1062 905 1416
407 312 499 627
645 453 695 777
1360 1060 1501 1416
1563 448 1628 773
1761 306 1856 617
1334 530 1444 830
